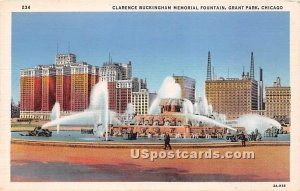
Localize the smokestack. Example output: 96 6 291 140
250 52 254 80
258 67 264 110
259 67 263 82
206 51 212 80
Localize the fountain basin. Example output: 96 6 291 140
11 130 290 144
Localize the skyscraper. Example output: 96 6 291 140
70 62 95 111
131 78 149 115
205 52 258 120
265 77 290 124
19 53 99 119
55 53 76 65
173 75 196 104
132 89 149 115
41 65 56 111
99 61 134 114
99 61 132 82
20 68 42 117
115 79 132 113
56 65 71 111
205 79 258 119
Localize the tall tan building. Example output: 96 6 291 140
70 62 94 111
205 79 258 119
265 77 290 123
205 51 258 120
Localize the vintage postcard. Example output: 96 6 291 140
0 0 300 190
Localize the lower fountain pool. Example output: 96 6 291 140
11 131 290 143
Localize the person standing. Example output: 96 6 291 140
240 132 246 147
164 133 172 150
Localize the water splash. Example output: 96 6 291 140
50 102 60 134
157 76 181 99
149 76 181 114
193 101 200 115
147 76 234 131
237 114 281 133
43 81 116 139
182 113 236 131
95 82 109 139
123 103 135 123
182 98 194 114
148 98 161 115
89 82 105 111
125 103 133 115
199 94 211 116
43 110 121 127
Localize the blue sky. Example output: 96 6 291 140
12 12 289 102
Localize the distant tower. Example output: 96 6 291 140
258 67 264 110
273 77 281 87
242 66 246 79
277 77 281 86
250 52 255 80
206 51 212 80
260 68 263 83
108 52 112 64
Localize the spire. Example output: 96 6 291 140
108 52 112 64
206 51 212 80
250 52 254 80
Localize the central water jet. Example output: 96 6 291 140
50 102 60 134
43 81 115 140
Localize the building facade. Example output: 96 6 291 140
99 61 141 114
205 79 258 119
205 51 258 120
20 53 99 119
265 77 290 124
70 62 93 111
55 53 76 65
41 65 56 111
55 65 71 111
132 77 147 92
20 68 42 112
132 89 149 115
115 80 132 113
173 75 196 104
99 62 132 82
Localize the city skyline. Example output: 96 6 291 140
12 12 290 102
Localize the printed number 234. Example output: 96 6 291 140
22 5 30 9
